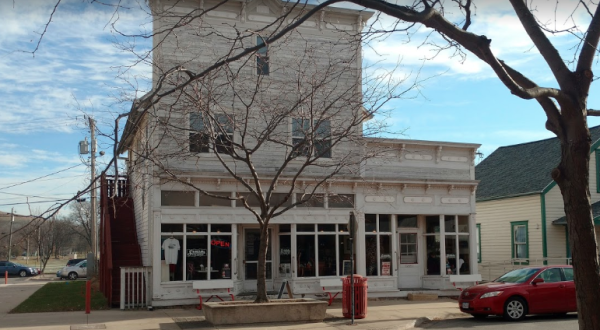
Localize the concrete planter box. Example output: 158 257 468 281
203 299 328 325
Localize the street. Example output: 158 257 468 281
422 314 579 329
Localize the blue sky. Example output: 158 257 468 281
1 0 599 216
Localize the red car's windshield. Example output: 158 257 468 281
495 268 540 283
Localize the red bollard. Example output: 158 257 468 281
4 271 7 284
85 281 91 314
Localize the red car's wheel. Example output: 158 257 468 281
504 297 527 321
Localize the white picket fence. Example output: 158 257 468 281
120 266 152 310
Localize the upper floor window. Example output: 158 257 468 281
256 36 269 76
292 118 331 158
190 113 233 154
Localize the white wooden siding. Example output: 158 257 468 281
476 195 542 280
544 185 567 261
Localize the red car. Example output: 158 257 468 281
459 265 575 321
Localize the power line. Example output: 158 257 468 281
0 199 70 207
0 164 84 191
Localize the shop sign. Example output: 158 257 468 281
187 249 206 257
211 239 231 248
382 261 391 276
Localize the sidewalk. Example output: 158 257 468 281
0 277 467 330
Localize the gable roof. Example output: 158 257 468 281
475 125 600 201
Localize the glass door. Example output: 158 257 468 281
398 231 422 288
243 228 272 292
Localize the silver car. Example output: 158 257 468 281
58 260 87 280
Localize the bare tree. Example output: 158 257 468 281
64 201 94 252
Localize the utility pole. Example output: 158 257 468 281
89 116 98 275
7 208 14 262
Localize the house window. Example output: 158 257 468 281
160 223 233 282
190 113 233 154
365 214 393 276
291 118 331 158
476 224 481 263
511 221 529 264
256 36 269 75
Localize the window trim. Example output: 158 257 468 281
290 117 332 158
256 36 269 76
511 221 529 265
189 113 234 154
476 224 481 263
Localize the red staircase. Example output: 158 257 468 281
99 174 142 306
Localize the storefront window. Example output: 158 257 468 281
318 235 336 276
365 214 393 276
186 236 208 280
297 234 316 277
380 235 392 276
339 234 352 275
161 224 232 282
161 234 184 281
210 235 232 279
444 215 470 275
425 235 441 275
279 235 291 277
365 236 377 276
445 236 456 274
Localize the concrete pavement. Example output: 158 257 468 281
0 276 467 330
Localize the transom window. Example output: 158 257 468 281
292 118 331 158
190 113 233 154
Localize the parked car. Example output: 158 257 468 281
0 261 38 277
66 258 86 267
459 265 576 321
58 260 87 280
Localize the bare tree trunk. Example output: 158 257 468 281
555 121 600 330
255 224 270 303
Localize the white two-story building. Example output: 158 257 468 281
117 0 481 306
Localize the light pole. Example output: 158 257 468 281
8 208 14 262
89 116 97 274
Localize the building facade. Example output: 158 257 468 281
119 0 481 306
475 125 600 281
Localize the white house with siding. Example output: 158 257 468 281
475 125 600 281
117 0 482 307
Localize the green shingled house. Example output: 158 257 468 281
475 125 600 280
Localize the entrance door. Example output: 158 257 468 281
398 232 422 288
243 228 273 292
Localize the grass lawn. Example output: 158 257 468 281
11 281 109 313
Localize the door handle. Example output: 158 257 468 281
560 285 565 288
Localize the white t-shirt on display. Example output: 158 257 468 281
162 237 180 265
